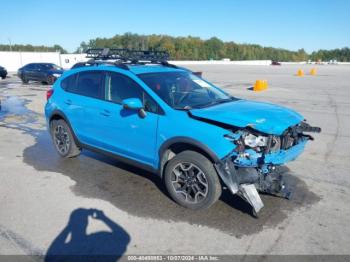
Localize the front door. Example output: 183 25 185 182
90 71 160 167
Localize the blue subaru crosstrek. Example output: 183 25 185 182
45 49 320 214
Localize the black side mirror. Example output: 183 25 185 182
138 108 147 118
122 98 147 118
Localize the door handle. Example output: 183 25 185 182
100 109 111 117
64 99 72 105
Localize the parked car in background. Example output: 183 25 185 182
0 66 7 79
45 49 321 215
17 63 64 84
271 60 281 66
71 62 91 69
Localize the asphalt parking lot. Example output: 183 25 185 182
0 64 349 257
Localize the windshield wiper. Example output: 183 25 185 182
173 105 192 111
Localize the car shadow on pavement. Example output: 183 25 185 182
12 118 321 237
45 208 130 262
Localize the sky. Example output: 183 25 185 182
1 0 349 53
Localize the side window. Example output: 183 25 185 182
26 64 34 70
37 64 45 71
71 71 104 99
33 64 41 71
105 72 158 114
61 74 77 91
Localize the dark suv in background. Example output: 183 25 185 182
17 63 64 84
0 66 7 79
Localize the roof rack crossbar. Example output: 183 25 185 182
76 59 130 70
86 48 170 64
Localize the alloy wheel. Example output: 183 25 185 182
171 162 209 204
53 125 70 155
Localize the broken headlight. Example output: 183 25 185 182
224 131 269 153
244 133 268 148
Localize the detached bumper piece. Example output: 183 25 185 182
237 166 292 215
239 184 264 215
217 163 293 215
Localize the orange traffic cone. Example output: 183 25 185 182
310 68 317 76
263 80 268 89
253 80 268 91
297 69 304 77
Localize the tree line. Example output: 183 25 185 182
77 33 309 61
0 44 67 54
77 33 349 62
310 48 350 62
1 33 349 61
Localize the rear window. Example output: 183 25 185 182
63 71 104 99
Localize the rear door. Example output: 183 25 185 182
74 70 106 146
61 70 105 143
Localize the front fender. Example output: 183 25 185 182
156 111 236 169
158 136 222 163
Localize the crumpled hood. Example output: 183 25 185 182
189 99 304 135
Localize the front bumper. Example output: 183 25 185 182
232 139 307 167
215 139 309 215
215 122 320 215
264 140 307 164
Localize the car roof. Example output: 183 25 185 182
128 64 185 75
69 63 185 75
26 62 56 66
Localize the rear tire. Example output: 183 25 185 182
46 75 55 85
50 119 81 158
164 150 222 210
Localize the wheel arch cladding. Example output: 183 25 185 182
158 137 220 177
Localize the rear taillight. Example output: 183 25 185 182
46 89 54 100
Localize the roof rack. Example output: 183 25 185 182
81 48 206 75
86 48 170 64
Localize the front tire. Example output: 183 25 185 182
21 75 29 84
164 151 222 210
50 119 81 158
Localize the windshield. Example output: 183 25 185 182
138 71 234 109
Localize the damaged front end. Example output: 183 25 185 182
215 121 321 215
